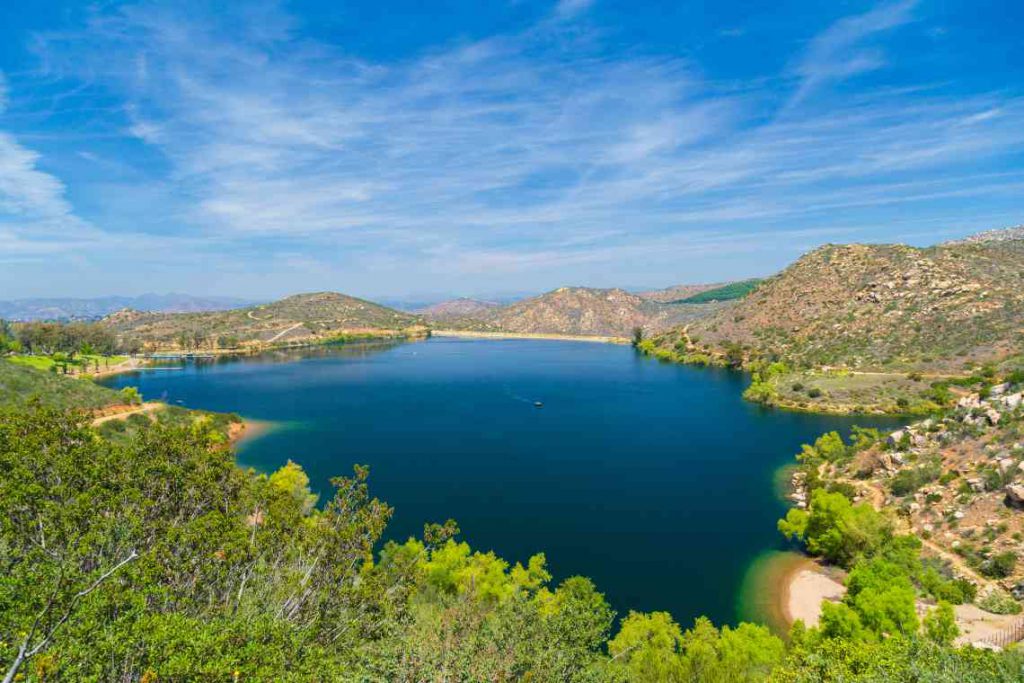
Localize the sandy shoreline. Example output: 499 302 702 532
431 329 630 344
229 418 274 447
781 564 846 627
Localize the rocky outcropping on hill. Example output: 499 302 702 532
947 226 1024 245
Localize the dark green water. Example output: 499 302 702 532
101 338 898 626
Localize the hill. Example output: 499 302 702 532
437 287 729 338
417 298 501 321
103 292 427 351
0 294 255 321
642 233 1024 413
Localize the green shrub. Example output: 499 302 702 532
977 588 1023 615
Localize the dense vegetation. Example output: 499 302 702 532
2 407 1022 681
671 279 761 304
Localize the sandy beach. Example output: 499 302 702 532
229 418 274 447
782 565 846 627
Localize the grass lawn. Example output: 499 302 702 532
6 354 129 373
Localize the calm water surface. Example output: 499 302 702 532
102 338 898 626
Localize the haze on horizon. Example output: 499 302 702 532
0 0 1022 302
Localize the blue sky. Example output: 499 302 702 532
0 0 1022 301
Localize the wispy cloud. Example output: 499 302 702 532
790 0 918 104
6 0 1023 294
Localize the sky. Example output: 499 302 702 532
0 0 1022 302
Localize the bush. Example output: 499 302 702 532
807 387 823 399
791 382 805 392
977 588 1023 615
889 462 942 497
981 551 1018 579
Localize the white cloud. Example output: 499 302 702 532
13 0 1024 291
553 0 595 20
790 0 918 103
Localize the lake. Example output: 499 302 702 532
101 337 899 627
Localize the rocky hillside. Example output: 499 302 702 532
104 292 426 351
659 235 1024 373
437 287 729 338
802 377 1024 605
948 225 1024 245
417 298 501 322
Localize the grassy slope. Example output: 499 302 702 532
672 279 762 303
0 360 122 410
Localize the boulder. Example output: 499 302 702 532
958 395 981 409
1003 393 1022 410
985 409 1002 425
990 383 1010 396
1005 484 1024 509
887 429 907 447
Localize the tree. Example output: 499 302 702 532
632 327 645 347
723 342 745 368
608 611 685 681
923 601 959 646
268 459 319 514
844 558 919 638
120 386 143 405
778 489 892 566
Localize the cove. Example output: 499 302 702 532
100 337 900 627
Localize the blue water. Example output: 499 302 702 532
101 338 898 626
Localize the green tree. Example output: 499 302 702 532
608 611 685 681
923 601 959 646
778 489 892 566
268 459 319 514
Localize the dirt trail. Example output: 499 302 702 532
266 322 304 343
831 466 994 588
91 402 164 426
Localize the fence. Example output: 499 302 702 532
981 615 1024 649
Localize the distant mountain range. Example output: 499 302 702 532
0 294 257 321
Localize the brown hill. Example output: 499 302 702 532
439 287 728 338
640 232 1024 413
104 292 426 351
418 298 501 321
678 239 1024 371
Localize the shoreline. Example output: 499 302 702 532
229 418 274 447
781 561 846 627
739 551 846 635
431 329 630 344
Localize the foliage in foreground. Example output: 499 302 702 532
1 407 1022 682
